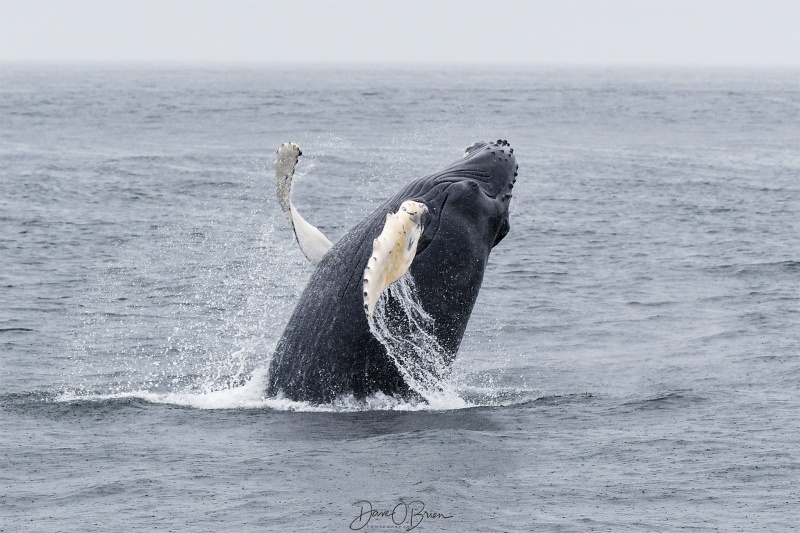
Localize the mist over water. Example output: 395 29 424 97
1 67 798 531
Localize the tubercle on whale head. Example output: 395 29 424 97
458 140 518 199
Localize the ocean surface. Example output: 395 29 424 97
1 66 798 532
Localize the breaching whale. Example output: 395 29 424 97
266 140 518 403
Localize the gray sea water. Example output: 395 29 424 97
1 66 798 532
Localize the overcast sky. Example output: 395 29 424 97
1 0 798 66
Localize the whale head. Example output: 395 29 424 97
405 139 517 258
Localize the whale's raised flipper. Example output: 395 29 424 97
362 200 428 319
275 142 333 265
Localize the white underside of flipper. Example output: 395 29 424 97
363 201 428 320
288 204 332 264
275 142 333 265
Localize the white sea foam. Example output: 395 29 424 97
55 366 525 412
56 367 271 410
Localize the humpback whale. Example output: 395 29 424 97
267 140 518 403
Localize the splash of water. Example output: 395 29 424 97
56 136 524 412
54 368 468 412
367 274 467 409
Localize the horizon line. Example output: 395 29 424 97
2 60 799 70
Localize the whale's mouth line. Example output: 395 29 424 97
408 157 514 259
429 172 511 200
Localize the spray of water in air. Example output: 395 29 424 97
367 274 467 409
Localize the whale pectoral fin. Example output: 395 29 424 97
275 142 333 265
362 200 428 320
287 204 334 265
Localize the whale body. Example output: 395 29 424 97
266 140 518 403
